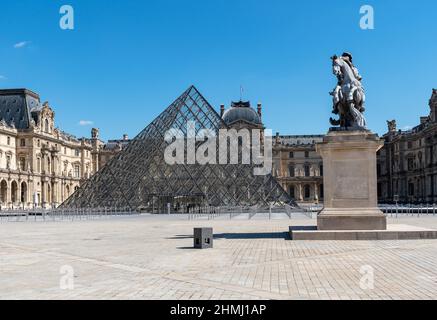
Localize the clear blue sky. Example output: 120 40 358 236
0 0 436 140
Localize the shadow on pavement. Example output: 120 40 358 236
213 232 290 240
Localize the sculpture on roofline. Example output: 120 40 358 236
329 52 367 130
387 120 397 133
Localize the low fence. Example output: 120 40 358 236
379 204 437 217
187 204 311 220
6 203 436 223
188 206 257 220
0 207 139 222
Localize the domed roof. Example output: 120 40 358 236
222 101 262 126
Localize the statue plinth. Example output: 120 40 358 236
316 129 387 230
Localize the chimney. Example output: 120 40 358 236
220 104 225 118
257 103 262 120
123 134 129 141
429 89 437 122
275 132 280 144
420 116 429 124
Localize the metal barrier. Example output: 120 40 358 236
379 203 437 217
0 207 140 223
187 204 309 220
188 206 247 220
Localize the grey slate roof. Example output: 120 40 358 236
0 89 41 129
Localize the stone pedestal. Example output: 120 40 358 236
316 130 387 231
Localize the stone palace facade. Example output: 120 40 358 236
0 89 128 209
377 89 437 204
272 134 324 204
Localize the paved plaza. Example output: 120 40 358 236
1 213 437 300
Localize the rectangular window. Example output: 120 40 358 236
289 152 294 158
304 165 310 177
20 157 26 171
305 151 309 158
289 166 295 177
75 149 80 157
20 139 26 147
408 183 414 196
408 158 414 171
74 165 80 178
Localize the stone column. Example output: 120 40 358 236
6 180 11 207
41 181 46 208
316 130 387 231
17 180 22 207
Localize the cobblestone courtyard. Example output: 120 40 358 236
1 214 437 300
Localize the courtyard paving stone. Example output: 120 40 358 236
0 214 436 300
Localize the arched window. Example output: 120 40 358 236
11 181 18 203
0 180 7 203
21 182 27 203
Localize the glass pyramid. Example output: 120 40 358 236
61 86 297 212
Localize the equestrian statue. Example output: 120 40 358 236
330 52 367 130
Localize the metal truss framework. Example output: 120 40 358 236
61 86 297 212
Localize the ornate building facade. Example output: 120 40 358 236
377 89 437 203
0 89 111 209
272 134 324 204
